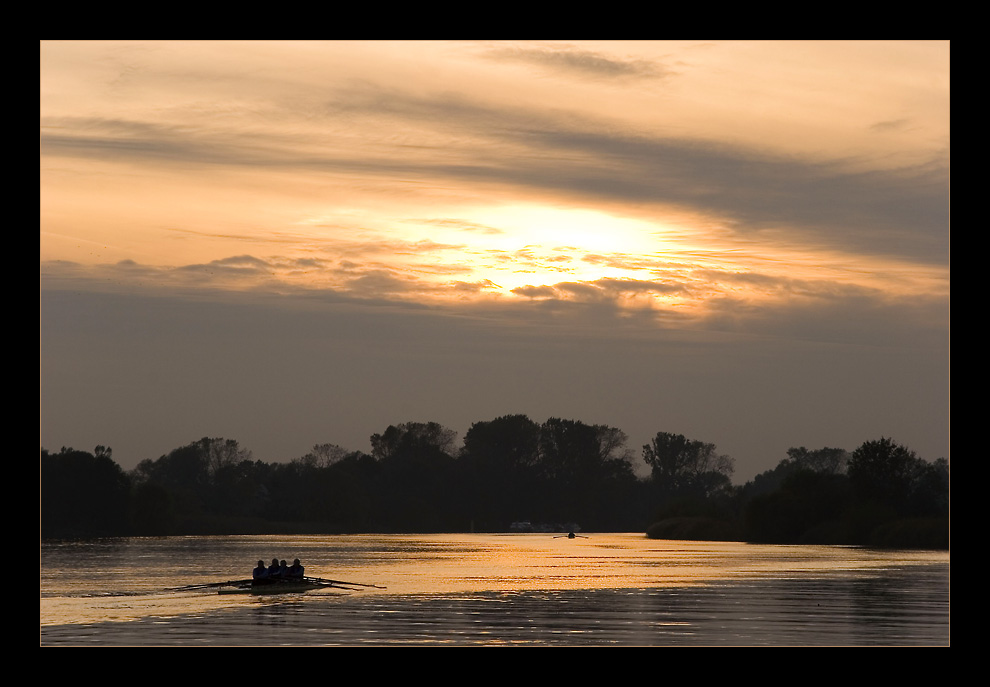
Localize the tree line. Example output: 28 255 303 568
40 416 949 548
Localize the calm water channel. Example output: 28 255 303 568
40 534 949 646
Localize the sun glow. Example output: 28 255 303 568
402 204 688 293
473 205 666 256
267 199 948 322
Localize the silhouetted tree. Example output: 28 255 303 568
41 446 131 537
202 437 253 478
132 437 251 488
128 437 253 529
301 443 350 469
462 415 541 473
847 437 921 511
642 431 734 500
907 457 950 517
320 452 382 531
129 481 175 535
371 422 458 462
584 424 642 529
212 459 271 520
41 420 946 545
537 418 601 483
459 415 640 530
744 469 852 543
533 418 639 528
785 446 849 474
369 421 460 531
743 446 849 500
460 415 542 530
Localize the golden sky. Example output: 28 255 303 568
40 41 950 478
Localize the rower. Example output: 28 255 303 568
287 558 304 580
268 558 281 579
253 560 268 580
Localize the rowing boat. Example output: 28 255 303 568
216 579 340 595
169 576 386 595
210 576 386 596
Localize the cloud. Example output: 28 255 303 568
490 126 948 265
412 218 505 236
512 277 688 302
40 117 261 167
46 86 948 272
511 285 557 299
484 44 672 82
451 279 502 293
869 117 913 132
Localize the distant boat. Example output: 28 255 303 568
511 521 582 534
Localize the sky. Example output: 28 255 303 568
40 40 950 482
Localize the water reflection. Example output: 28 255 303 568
40 534 948 646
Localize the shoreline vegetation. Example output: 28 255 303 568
40 417 949 550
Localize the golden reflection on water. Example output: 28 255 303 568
365 535 946 597
40 534 949 628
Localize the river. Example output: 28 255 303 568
40 533 949 646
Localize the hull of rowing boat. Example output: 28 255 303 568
217 582 330 595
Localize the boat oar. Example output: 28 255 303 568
309 581 360 591
168 578 254 591
304 576 386 589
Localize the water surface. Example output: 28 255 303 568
40 534 949 646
